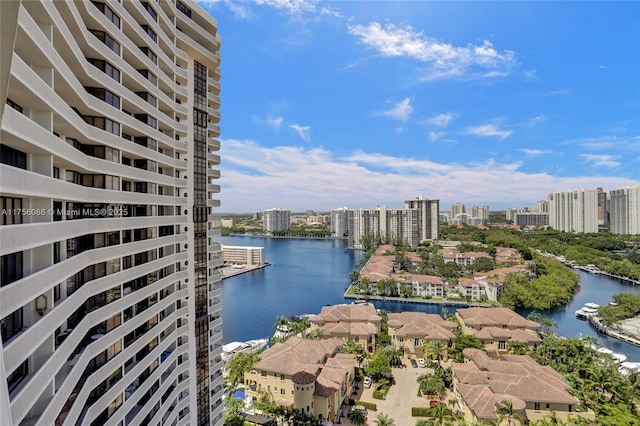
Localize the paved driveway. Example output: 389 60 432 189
353 365 432 426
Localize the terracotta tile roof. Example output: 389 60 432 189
473 327 542 344
314 304 381 323
387 312 454 340
453 350 579 419
459 278 484 288
255 337 342 376
320 322 377 337
457 307 540 330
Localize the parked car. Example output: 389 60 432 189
363 377 372 388
418 358 426 368
352 405 368 415
410 358 418 368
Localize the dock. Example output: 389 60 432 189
343 291 496 307
221 263 270 279
589 315 640 348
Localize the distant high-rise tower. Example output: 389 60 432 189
404 196 440 241
263 208 291 233
450 203 465 218
548 189 598 233
331 207 349 238
535 200 549 214
597 187 608 225
0 1 224 425
609 185 640 235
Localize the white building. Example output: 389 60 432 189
514 213 549 227
609 185 640 235
548 189 598 233
0 1 224 425
222 246 265 266
262 208 291 233
330 207 349 238
348 197 439 249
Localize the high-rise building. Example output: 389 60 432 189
597 187 608 225
609 185 640 235
0 1 223 425
404 196 440 241
535 200 549 214
548 189 598 233
348 197 439 249
262 208 291 233
468 205 489 220
513 213 549 227
330 207 349 238
450 203 465 218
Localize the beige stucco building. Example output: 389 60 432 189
244 337 355 423
387 312 456 357
453 348 595 424
308 304 381 352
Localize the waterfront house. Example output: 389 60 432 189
440 248 492 266
457 307 540 354
473 265 528 301
308 304 381 352
386 312 457 357
244 337 356 423
452 349 595 424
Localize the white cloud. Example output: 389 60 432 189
520 148 552 156
217 139 639 211
465 124 512 140
289 123 311 142
527 114 547 127
378 98 413 122
581 154 621 169
429 131 445 142
424 113 453 128
200 0 342 19
266 115 284 130
348 22 516 80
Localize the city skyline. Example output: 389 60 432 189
199 0 639 212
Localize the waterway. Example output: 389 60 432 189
219 236 640 361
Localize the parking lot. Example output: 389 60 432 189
342 363 434 425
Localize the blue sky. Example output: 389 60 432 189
197 0 640 212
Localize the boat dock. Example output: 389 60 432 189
221 263 270 279
589 315 640 348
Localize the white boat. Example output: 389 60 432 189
222 338 268 368
612 352 627 363
584 302 600 309
575 306 598 320
596 347 613 355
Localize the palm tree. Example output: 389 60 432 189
495 399 525 426
348 407 366 426
625 370 640 411
374 412 396 426
384 345 403 367
415 420 433 426
423 340 446 367
428 403 453 426
506 341 528 355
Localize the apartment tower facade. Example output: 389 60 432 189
330 207 349 238
262 208 291 233
0 1 224 425
609 185 640 235
548 189 598 233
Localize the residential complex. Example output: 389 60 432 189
548 189 598 233
0 1 223 425
243 337 356 424
262 208 291 233
330 207 349 238
453 348 595 424
348 196 439 249
513 212 549 227
609 185 640 235
221 246 265 266
309 304 381 353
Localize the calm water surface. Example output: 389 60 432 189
219 236 640 361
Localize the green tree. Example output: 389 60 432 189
506 341 528 355
495 399 525 426
365 351 392 380
225 352 259 391
423 340 446 367
417 374 445 397
348 407 366 426
415 420 433 426
374 412 396 426
427 403 453 426
223 397 245 426
448 331 483 363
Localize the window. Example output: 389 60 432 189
91 2 121 29
280 374 285 381
141 2 157 21
87 58 120 82
89 30 120 55
498 341 506 350
86 87 121 109
5 99 22 113
139 47 157 65
0 145 27 169
534 402 540 411
1 251 23 286
134 114 157 129
414 338 420 347
176 0 191 17
83 115 120 136
137 69 157 86
140 25 157 43
0 307 23 342
261 371 267 377
7 359 28 393
280 388 285 395
135 91 157 107
1 197 23 225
